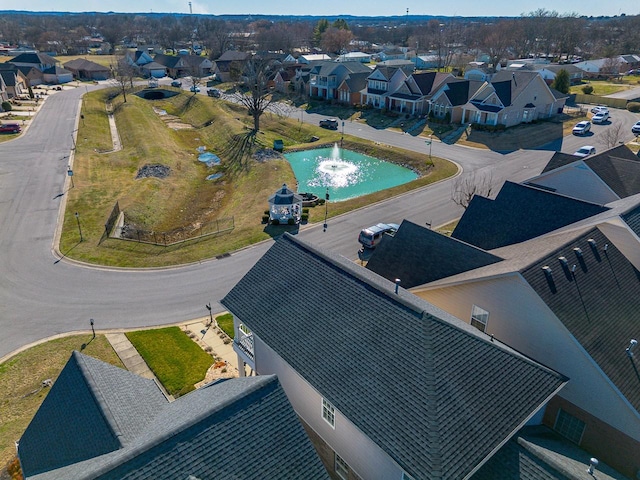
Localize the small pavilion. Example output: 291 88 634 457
268 184 303 224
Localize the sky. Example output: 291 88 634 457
0 0 638 18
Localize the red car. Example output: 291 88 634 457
0 123 21 134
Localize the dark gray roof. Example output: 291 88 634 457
410 71 452 96
20 352 327 480
472 426 627 480
221 234 567 480
520 228 640 413
8 52 57 66
42 65 71 75
215 50 250 62
268 183 303 205
341 71 369 92
366 219 503 288
152 54 181 68
63 58 110 72
452 182 609 250
543 145 639 174
491 70 541 106
443 78 483 106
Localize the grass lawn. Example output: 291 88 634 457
125 327 212 397
58 87 457 267
569 80 636 96
216 313 235 338
0 335 122 469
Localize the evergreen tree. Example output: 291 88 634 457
551 69 570 94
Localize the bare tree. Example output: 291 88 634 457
451 173 494 209
110 53 137 103
231 56 279 132
601 122 624 149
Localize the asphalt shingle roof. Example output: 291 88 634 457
542 145 639 175
366 220 503 288
221 234 567 480
452 182 609 250
520 228 640 413
20 352 327 480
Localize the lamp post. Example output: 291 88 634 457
323 188 329 232
425 135 433 164
75 212 83 242
205 303 213 327
90 318 95 339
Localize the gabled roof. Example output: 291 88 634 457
8 52 57 65
520 228 640 413
63 58 110 72
543 145 639 174
214 50 250 62
490 70 542 106
366 220 503 288
42 65 71 75
442 78 484 106
340 71 369 92
152 54 181 68
410 71 452 96
221 234 567 480
452 182 610 250
472 426 628 480
19 352 327 480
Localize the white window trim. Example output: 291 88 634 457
335 453 349 480
470 304 489 332
554 408 586 445
322 397 335 428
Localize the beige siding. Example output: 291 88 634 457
413 274 640 442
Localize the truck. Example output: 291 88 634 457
358 223 400 249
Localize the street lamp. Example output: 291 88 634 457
75 212 83 242
90 318 95 339
205 303 213 327
425 135 433 164
323 188 329 232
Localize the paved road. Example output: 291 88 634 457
1 83 639 360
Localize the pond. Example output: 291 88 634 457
284 144 418 202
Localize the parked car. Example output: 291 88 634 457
190 85 200 93
358 223 400 249
632 121 640 135
207 88 221 98
591 111 609 124
170 80 182 87
574 146 596 158
573 121 591 135
0 123 21 134
319 118 338 130
591 106 609 115
627 69 640 76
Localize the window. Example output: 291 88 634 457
554 408 585 444
322 398 335 428
335 453 349 480
470 305 489 332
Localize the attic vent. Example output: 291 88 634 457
542 266 556 293
587 238 596 248
542 266 552 276
573 247 583 258
558 256 568 267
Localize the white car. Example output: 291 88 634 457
632 121 640 135
572 121 591 135
591 111 609 124
591 106 609 115
574 146 596 157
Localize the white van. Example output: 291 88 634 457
358 223 399 249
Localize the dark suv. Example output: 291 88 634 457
319 118 338 129
207 88 221 98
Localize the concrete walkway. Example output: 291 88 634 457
105 316 245 399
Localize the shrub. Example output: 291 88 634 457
627 102 640 113
317 198 325 205
287 218 295 225
1 101 12 112
261 215 269 223
302 208 309 214
263 209 269 215
271 218 280 225
582 85 594 94
301 213 309 222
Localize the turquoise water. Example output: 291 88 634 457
284 146 418 202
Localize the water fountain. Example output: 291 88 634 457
316 143 361 188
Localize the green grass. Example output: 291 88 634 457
569 81 634 96
58 87 457 267
125 327 212 397
216 313 235 338
0 336 122 469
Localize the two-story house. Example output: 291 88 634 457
308 61 372 101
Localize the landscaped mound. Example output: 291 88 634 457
136 164 171 179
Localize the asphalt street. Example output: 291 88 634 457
0 82 639 360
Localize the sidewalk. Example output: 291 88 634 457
106 316 244 398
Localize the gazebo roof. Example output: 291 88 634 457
268 184 303 205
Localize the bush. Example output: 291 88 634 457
317 198 325 205
261 215 269 223
263 210 269 215
627 102 640 113
271 218 280 225
301 213 309 222
1 101 12 112
287 218 295 225
302 208 309 214
582 85 594 94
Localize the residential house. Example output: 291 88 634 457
0 63 25 98
368 213 640 478
6 52 60 85
376 59 414 74
533 63 585 85
363 65 408 109
14 65 43 87
140 61 167 79
308 61 372 101
431 70 567 127
413 54 441 70
428 77 485 122
297 53 332 64
63 58 110 81
127 50 154 67
378 47 407 61
336 71 369 105
18 351 328 479
385 71 454 116
0 74 7 103
451 181 609 250
524 145 640 205
273 69 294 93
221 233 568 480
211 50 250 82
464 62 496 82
42 65 73 84
337 51 371 63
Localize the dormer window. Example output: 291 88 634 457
322 397 335 428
